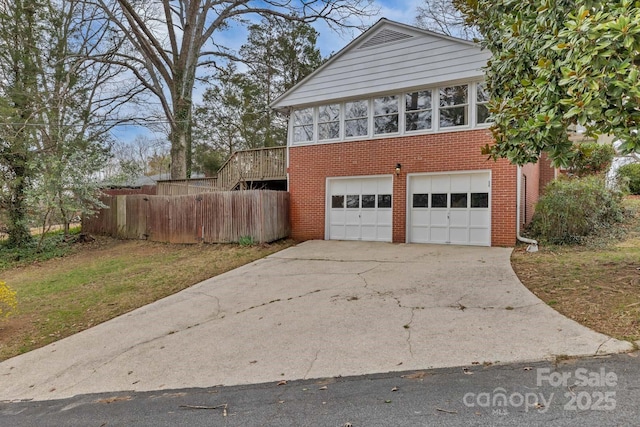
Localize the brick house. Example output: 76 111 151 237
271 19 554 247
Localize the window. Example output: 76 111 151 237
292 108 313 143
318 104 340 140
378 194 392 208
476 83 491 124
345 100 368 137
439 85 468 128
451 193 468 208
331 195 344 209
412 193 429 208
405 91 432 131
471 193 489 208
431 193 447 208
346 195 360 208
374 95 399 134
362 195 376 208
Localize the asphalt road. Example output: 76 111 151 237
2 353 639 426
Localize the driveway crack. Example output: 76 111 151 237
235 289 323 315
304 349 320 379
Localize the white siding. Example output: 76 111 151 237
272 21 490 109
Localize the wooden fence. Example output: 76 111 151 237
83 190 290 244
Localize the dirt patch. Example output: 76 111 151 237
512 248 640 342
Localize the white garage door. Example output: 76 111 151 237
328 176 393 242
409 172 491 246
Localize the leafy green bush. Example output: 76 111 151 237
238 235 255 247
0 228 79 271
531 176 624 244
566 142 615 177
617 162 640 195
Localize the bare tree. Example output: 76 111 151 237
89 0 376 179
415 0 478 40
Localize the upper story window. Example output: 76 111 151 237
293 108 314 143
476 83 491 124
289 81 487 145
318 104 340 140
374 95 399 135
405 90 432 132
439 85 468 128
345 100 368 138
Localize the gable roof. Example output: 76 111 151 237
271 18 490 111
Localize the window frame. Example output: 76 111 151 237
405 90 433 133
291 107 315 144
317 103 341 141
437 84 469 129
475 82 491 126
373 95 400 135
344 99 370 139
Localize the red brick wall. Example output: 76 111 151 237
538 152 556 191
288 129 518 246
521 163 540 226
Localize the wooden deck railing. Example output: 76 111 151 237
157 146 287 196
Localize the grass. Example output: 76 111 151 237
511 197 640 343
0 234 293 361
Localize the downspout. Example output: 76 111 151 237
516 165 539 252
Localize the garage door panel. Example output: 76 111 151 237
431 175 449 192
430 210 448 226
449 228 469 244
449 210 469 227
469 210 489 227
429 227 448 243
471 176 490 192
411 210 429 226
469 228 490 245
450 174 471 192
360 210 378 225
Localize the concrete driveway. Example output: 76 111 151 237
0 241 632 401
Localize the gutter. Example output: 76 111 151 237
516 165 539 252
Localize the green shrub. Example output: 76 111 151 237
566 142 615 177
531 176 624 244
238 235 255 247
617 162 640 195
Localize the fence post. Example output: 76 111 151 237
116 195 127 237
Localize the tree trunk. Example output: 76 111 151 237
169 94 193 179
7 161 32 248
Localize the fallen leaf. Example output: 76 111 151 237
277 380 287 386
401 371 428 380
471 361 480 365
462 368 473 375
96 396 132 404
524 366 533 371
319 386 328 390
391 387 398 392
